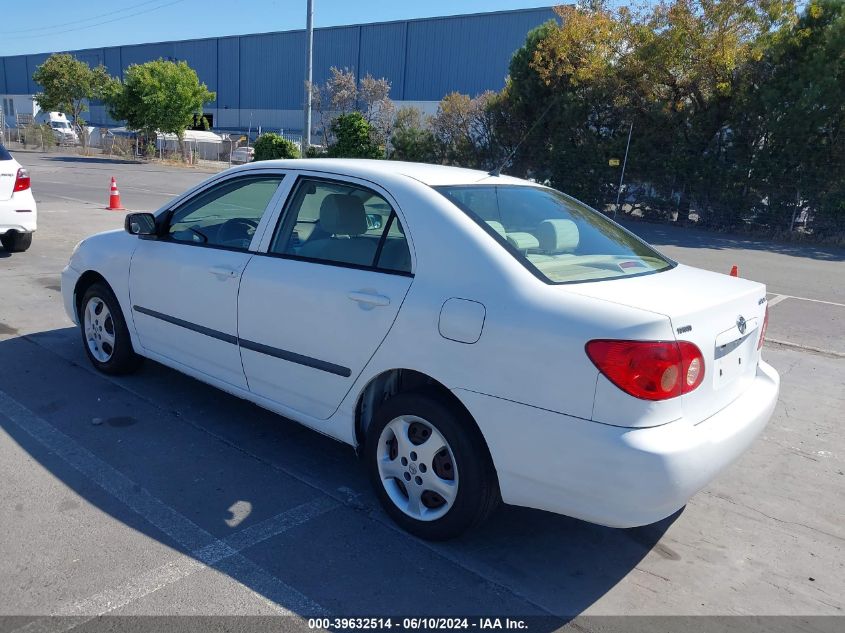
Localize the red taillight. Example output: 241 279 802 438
13 168 30 192
585 339 705 401
758 305 769 350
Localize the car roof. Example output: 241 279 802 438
241 158 532 187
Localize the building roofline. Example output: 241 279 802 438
2 6 557 59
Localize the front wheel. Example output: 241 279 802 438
366 390 499 540
79 282 143 375
1 231 33 252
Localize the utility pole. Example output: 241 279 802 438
303 0 314 153
614 121 633 220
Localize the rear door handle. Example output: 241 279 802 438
347 291 390 307
208 265 239 279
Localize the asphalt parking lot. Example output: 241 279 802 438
1 152 843 630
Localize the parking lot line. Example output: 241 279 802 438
0 389 332 626
766 338 845 359
769 294 845 309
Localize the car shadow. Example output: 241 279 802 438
621 219 845 262
43 156 143 165
0 328 677 625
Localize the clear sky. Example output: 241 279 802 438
0 1 557 56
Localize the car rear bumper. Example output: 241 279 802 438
454 360 779 527
0 192 37 233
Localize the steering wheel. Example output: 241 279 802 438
218 218 258 247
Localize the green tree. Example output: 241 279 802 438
498 5 634 207
624 0 797 226
328 112 382 158
106 59 215 157
741 0 845 236
498 0 802 224
32 53 113 150
253 132 300 161
429 92 499 168
389 106 438 162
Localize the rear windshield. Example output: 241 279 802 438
0 145 11 161
435 184 674 284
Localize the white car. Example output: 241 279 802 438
0 144 36 252
230 146 254 164
61 159 779 540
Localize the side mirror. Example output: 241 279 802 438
125 212 157 237
366 213 383 231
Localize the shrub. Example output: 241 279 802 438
305 144 327 158
328 112 382 159
390 126 438 163
21 123 56 150
253 132 300 161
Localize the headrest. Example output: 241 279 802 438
485 220 508 238
320 194 367 236
506 232 540 252
537 219 579 253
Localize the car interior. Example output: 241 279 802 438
166 176 412 275
437 185 671 283
273 180 411 273
168 176 283 250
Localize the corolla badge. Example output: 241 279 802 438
737 315 747 335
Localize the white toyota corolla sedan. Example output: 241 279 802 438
61 159 779 539
0 144 36 253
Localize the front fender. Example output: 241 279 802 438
63 229 141 347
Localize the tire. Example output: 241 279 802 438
1 231 33 252
79 282 143 375
366 389 500 540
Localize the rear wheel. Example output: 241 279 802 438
366 390 499 540
1 231 32 252
79 282 142 375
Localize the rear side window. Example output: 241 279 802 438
0 145 12 161
269 178 412 274
436 185 673 284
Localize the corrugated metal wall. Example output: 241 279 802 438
3 56 28 93
0 7 556 128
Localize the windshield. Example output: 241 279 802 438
51 122 69 129
0 144 11 161
435 185 674 284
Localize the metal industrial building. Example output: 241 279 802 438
0 6 555 133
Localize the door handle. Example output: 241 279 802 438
208 265 239 279
347 291 390 307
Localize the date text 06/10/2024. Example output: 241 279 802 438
307 618 528 630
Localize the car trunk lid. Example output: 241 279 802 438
565 264 768 422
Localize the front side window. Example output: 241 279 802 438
270 179 411 273
435 185 673 284
167 175 283 250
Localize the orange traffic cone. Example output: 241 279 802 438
106 176 125 210
729 265 739 277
